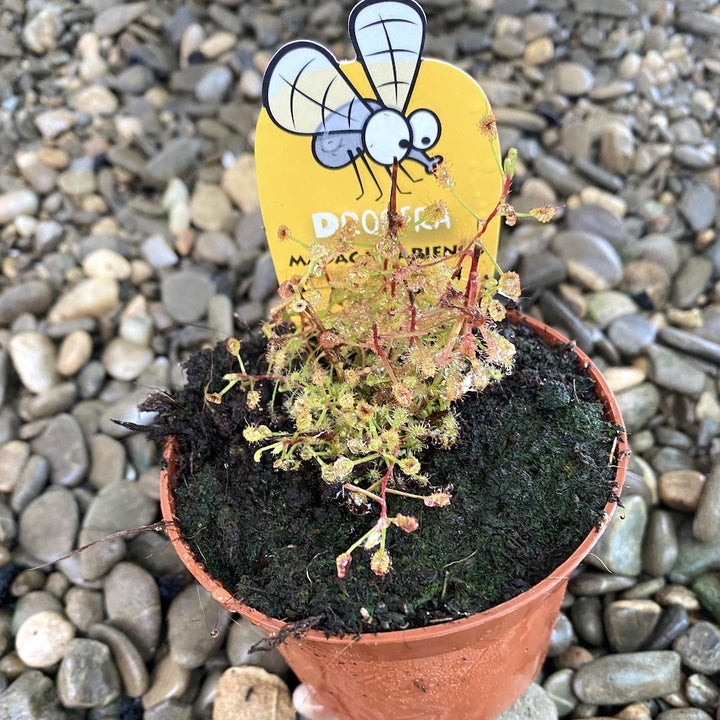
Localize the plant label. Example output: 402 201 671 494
256 0 502 285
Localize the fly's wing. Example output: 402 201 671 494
262 40 370 136
349 0 426 113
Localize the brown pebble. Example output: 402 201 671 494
213 666 295 720
658 470 706 512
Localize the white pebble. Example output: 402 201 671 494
16 611 75 668
8 331 58 393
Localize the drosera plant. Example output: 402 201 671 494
206 113 557 579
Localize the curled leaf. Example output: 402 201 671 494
398 456 421 476
395 514 419 533
424 488 452 507
336 552 352 579
242 425 273 443
226 337 241 355
498 271 521 300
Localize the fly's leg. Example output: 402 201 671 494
399 163 422 184
353 152 382 202
348 151 366 200
385 164 410 195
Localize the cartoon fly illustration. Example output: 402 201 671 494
261 0 443 200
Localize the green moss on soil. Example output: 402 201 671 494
145 321 620 636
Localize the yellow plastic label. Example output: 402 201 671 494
255 0 502 286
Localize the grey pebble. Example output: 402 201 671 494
604 599 661 653
77 362 106 399
569 571 637 596
572 651 681 704
102 337 154 381
78 480 156 581
88 622 150 698
88 433 126 490
636 233 681 275
672 621 720 674
584 292 637 327
546 612 574 657
226 617 289 676
640 603 690 652
677 11 720 37
167 585 230 669
542 668 577 717
11 591 64 634
494 108 547 133
642 509 678 577
0 281 53 325
533 155 586 197
570 596 605 647
694 465 720 542
0 504 16 544
8 331 58 394
0 670 65 720
144 698 194 720
673 257 713 309
674 144 716 169
497 682 558 720
10 454 49 514
99 388 158 438
93 2 148 35
587 494 647 575
113 65 154 95
538 292 599 352
565 204 624 244
656 709 714 720
0 440 31 493
573 156 624 193
646 344 707 395
141 650 191 710
679 184 717 233
18 487 78 564
64 587 104 633
195 232 237 266
104 562 161 660
660 327 720 366
519 252 567 292
572 0 636 15
248 250 279 302
31 413 88 486
685 673 720 712
554 62 594 96
551 231 623 291
622 259 671 310
144 138 200 186
670 523 720 584
692 574 720 623
195 66 234 102
161 268 215 323
20 382 78 420
57 638 120 708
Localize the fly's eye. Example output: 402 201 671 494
409 109 440 149
363 109 411 166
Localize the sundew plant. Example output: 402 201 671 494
207 114 556 579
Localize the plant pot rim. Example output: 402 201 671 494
160 312 628 645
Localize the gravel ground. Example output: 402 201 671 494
1 0 720 718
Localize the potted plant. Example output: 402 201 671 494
140 3 628 718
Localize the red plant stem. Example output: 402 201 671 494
372 323 398 383
379 451 398 521
389 159 400 238
463 173 513 308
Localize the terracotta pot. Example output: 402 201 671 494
160 315 628 720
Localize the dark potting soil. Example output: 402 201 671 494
143 320 621 636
